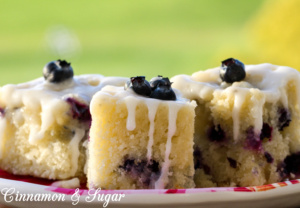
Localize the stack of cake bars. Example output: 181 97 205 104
1 62 300 189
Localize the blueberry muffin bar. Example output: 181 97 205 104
172 58 300 187
88 76 196 189
0 60 127 181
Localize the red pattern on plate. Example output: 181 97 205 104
255 184 276 192
233 187 254 192
290 180 300 185
1 169 300 194
165 189 186 194
0 169 54 186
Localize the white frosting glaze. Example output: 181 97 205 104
0 75 128 142
94 85 193 188
232 92 246 141
146 100 159 161
253 94 265 134
69 128 85 177
125 97 138 131
155 104 181 189
171 63 300 139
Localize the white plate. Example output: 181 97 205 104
0 178 300 208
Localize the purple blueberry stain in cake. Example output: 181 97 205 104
193 147 211 174
207 125 226 143
203 164 211 175
0 108 5 118
66 98 91 126
252 167 259 176
278 165 288 180
245 127 262 151
227 157 237 168
121 158 135 172
278 152 300 180
119 157 160 188
260 123 273 141
193 147 202 169
278 108 291 131
264 152 274 163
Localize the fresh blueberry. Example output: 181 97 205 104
207 125 226 142
149 75 168 90
66 98 91 126
43 59 74 83
150 77 176 101
245 127 262 151
220 58 246 83
227 157 237 168
264 152 274 163
278 108 291 131
125 76 152 97
150 86 176 101
260 123 273 140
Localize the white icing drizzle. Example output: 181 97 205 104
99 86 188 134
155 103 180 189
280 88 288 109
29 126 43 144
29 99 61 143
232 91 246 141
0 75 128 144
146 100 159 161
69 128 85 176
0 75 128 178
0 117 7 159
93 85 191 189
171 63 300 139
253 93 265 134
125 97 138 131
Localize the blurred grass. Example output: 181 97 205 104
0 0 263 85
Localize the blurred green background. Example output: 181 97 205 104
0 0 298 85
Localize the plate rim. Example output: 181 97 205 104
0 178 300 207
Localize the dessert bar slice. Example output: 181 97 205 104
172 59 300 187
88 76 196 189
0 60 127 181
